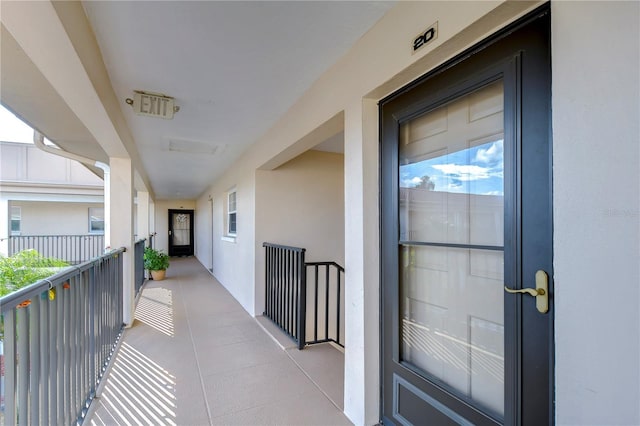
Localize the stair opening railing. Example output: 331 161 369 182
305 262 345 348
263 243 307 350
263 242 345 350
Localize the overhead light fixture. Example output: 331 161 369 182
125 90 180 120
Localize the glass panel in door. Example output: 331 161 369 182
399 81 505 419
172 212 191 246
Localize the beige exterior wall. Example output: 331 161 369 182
255 150 345 314
552 2 639 424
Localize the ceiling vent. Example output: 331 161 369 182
167 138 225 156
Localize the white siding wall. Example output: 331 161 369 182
552 2 640 424
0 141 103 185
10 200 103 235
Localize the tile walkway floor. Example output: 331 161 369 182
87 257 352 426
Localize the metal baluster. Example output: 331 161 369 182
286 249 290 334
292 251 297 339
30 298 41 425
325 265 330 341
89 266 96 400
4 310 17 425
17 304 29 426
337 268 341 346
297 250 306 350
50 284 59 426
57 284 65 425
40 290 50 425
314 264 319 342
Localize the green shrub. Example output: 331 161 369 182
143 247 170 271
0 249 70 297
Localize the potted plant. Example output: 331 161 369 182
144 247 170 281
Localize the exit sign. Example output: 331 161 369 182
133 91 175 119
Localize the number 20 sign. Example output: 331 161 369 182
413 22 438 54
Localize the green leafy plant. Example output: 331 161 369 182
143 247 170 271
0 249 70 297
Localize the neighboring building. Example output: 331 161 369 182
1 1 638 425
0 140 105 259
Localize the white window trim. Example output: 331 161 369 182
226 189 237 238
10 206 21 236
88 207 105 234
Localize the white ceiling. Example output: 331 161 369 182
79 1 394 199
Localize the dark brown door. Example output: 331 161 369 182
168 209 194 256
381 7 552 425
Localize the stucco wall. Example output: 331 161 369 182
552 2 640 424
196 167 256 314
254 150 345 314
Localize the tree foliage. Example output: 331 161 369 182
0 250 70 297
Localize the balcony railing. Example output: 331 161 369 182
0 248 125 425
3 235 105 264
263 242 345 350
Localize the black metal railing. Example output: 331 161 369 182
263 243 307 350
263 242 345 350
0 247 125 425
4 235 105 264
305 261 345 348
134 239 146 296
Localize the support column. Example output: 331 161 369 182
136 191 150 243
109 157 135 326
343 98 380 426
0 198 9 256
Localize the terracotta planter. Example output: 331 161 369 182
150 269 166 281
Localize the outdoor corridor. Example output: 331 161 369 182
86 257 351 426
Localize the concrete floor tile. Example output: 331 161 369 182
202 357 318 418
286 343 345 410
210 388 352 426
197 338 285 377
87 257 349 426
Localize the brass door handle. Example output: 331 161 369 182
504 270 549 314
504 287 544 297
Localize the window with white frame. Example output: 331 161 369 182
89 207 105 234
10 206 21 236
227 190 237 236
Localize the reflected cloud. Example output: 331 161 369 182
432 163 491 181
400 139 504 195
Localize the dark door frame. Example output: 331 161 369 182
168 209 195 257
380 5 553 425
